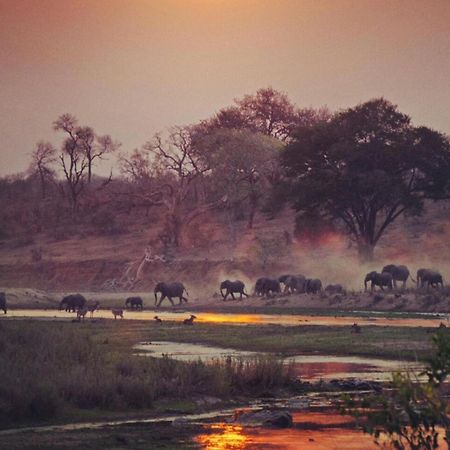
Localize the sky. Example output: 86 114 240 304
1 0 450 175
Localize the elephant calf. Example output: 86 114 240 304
364 271 393 292
125 296 144 310
220 280 248 301
324 284 346 295
0 292 6 314
416 268 444 289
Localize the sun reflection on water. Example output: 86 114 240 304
196 424 248 449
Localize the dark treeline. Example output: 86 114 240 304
1 87 450 260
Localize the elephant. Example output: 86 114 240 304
305 278 322 294
381 264 412 289
324 284 346 295
364 272 393 291
416 268 444 289
125 296 144 310
154 282 188 307
220 280 248 301
59 294 86 312
254 277 281 297
0 292 6 314
278 275 306 294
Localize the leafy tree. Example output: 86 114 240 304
279 99 450 260
345 331 450 449
196 87 330 142
197 129 282 229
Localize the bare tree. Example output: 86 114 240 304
53 114 87 213
29 141 57 198
144 126 224 247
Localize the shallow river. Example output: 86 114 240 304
4 308 449 328
136 341 422 382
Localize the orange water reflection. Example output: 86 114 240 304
5 309 448 328
195 413 379 449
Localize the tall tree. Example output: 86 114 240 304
197 129 282 229
143 126 224 247
28 141 56 198
279 99 450 261
195 87 330 142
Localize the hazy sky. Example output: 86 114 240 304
1 0 450 175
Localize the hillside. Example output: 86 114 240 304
0 200 449 296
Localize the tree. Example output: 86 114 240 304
197 129 282 229
195 87 330 142
345 331 450 449
28 141 57 198
54 114 119 184
279 99 450 261
143 126 224 247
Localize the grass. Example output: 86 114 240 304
0 317 445 429
0 320 293 428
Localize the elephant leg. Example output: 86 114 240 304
231 292 236 300
157 295 166 307
223 291 228 301
181 296 188 303
168 296 175 306
243 291 248 298
380 285 385 291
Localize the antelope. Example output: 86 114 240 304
76 307 88 321
86 301 100 318
112 308 124 320
183 315 197 325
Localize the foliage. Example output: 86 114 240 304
279 98 450 260
196 128 282 228
0 321 293 427
345 330 450 449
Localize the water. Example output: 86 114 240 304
3 308 449 328
135 341 422 382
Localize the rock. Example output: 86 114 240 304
172 417 189 427
233 409 293 428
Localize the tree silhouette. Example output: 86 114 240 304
280 99 450 260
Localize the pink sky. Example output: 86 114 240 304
1 0 450 175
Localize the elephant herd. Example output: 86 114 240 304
364 265 444 291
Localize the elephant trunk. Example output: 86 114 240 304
364 279 368 292
154 291 158 305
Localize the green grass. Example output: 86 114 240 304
0 320 293 428
81 319 437 361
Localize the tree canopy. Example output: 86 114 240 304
279 98 450 260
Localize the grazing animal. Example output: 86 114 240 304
254 278 281 297
364 272 393 291
76 307 88 321
112 308 124 319
183 315 197 325
86 301 100 318
59 294 86 312
416 268 444 290
154 282 188 307
305 279 322 294
0 292 7 314
154 316 162 323
324 284 346 295
220 280 248 301
381 264 412 289
279 275 306 294
351 323 361 334
125 296 144 310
